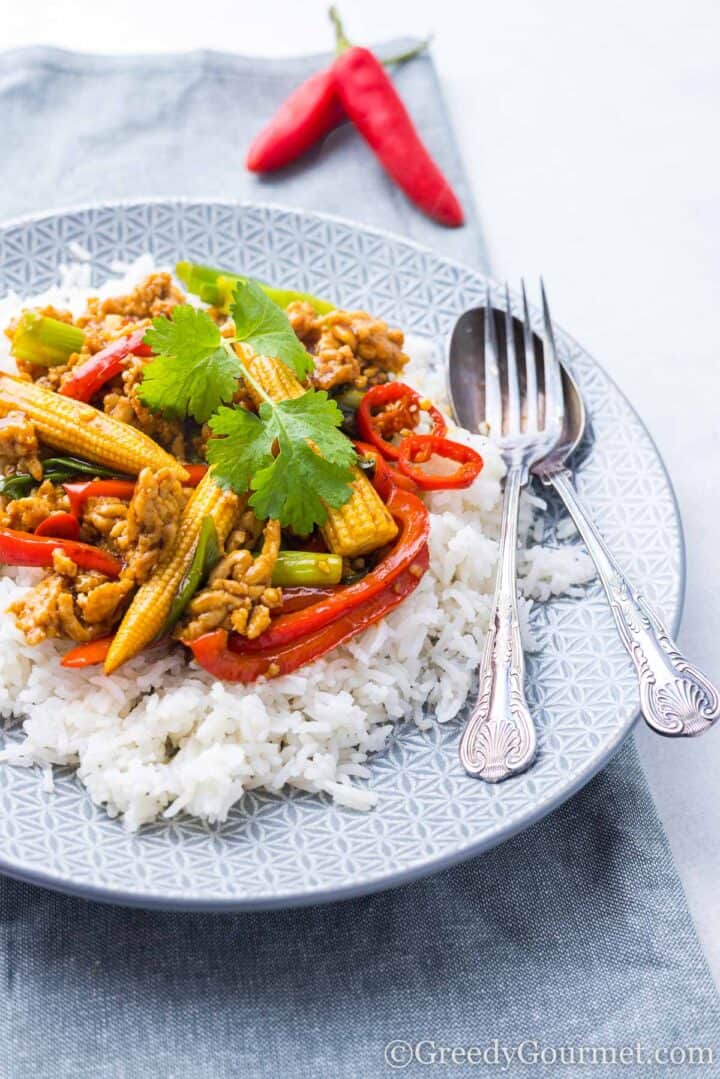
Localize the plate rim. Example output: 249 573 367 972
0 198 687 911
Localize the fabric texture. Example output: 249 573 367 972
0 44 719 1079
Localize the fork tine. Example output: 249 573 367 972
521 279 538 432
483 285 503 434
539 278 565 435
503 284 520 433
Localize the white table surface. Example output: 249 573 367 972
4 0 720 983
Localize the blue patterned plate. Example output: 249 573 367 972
0 201 683 910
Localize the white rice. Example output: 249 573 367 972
0 259 595 829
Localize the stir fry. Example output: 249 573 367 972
0 265 483 682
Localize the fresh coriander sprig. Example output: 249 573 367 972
208 393 356 534
138 285 357 532
140 280 314 423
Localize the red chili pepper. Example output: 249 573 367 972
247 69 345 172
64 479 137 518
245 19 429 175
61 635 114 669
330 11 464 227
397 435 483 490
187 544 428 683
59 328 152 403
0 528 121 577
35 513 81 541
229 485 428 654
357 382 447 461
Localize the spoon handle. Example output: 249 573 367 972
460 465 537 781
548 469 720 737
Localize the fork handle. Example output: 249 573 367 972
548 469 720 737
460 465 537 781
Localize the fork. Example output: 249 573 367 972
459 282 565 782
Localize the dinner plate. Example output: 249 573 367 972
0 200 684 910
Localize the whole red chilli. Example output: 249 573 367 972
332 45 464 227
246 70 344 173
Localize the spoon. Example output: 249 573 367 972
448 299 720 738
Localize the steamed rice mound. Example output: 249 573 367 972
0 257 595 829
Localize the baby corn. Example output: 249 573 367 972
104 472 241 673
243 354 398 557
0 374 186 480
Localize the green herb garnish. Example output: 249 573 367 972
139 306 240 423
139 280 313 424
208 391 355 535
138 289 356 532
230 280 314 381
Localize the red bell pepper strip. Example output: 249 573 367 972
246 69 345 172
397 435 483 491
279 585 340 614
64 479 137 518
61 635 114 669
59 328 152 403
331 10 464 227
35 513 81 541
182 463 209 487
0 528 121 577
230 485 428 654
64 467 206 518
186 544 428 683
357 382 447 461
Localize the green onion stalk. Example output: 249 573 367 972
175 261 335 316
11 312 85 367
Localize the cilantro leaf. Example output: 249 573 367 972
230 279 314 381
207 389 356 533
206 406 275 493
139 306 240 423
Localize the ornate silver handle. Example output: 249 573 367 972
547 469 720 737
460 466 537 780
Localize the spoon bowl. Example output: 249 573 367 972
447 305 588 476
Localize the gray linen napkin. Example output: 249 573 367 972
1 45 719 1079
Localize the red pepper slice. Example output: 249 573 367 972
182 463 209 487
187 544 428 683
279 585 340 614
35 513 81 540
64 467 206 518
64 479 137 518
356 382 447 461
61 635 114 669
231 485 428 654
64 466 207 520
397 435 483 491
59 328 152 403
0 528 121 577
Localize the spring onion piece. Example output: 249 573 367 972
175 261 334 315
10 312 85 367
270 551 343 587
162 516 221 635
